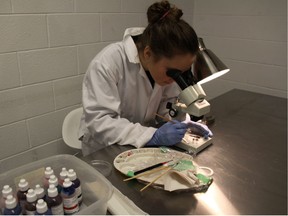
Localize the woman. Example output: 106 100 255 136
79 0 212 156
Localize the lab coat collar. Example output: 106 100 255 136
123 28 163 120
123 27 145 64
123 27 148 79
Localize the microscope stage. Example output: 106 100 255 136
175 132 212 154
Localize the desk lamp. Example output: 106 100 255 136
166 37 230 153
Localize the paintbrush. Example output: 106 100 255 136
140 166 173 192
139 157 184 192
123 165 171 181
155 113 176 123
130 159 173 176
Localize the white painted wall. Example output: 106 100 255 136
193 0 287 99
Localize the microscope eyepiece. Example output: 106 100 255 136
166 69 190 90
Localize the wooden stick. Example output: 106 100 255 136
154 113 175 124
140 166 173 192
123 165 170 181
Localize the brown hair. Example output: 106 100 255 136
138 0 199 60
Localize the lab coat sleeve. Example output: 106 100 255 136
82 60 156 149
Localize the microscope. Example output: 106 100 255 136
166 38 229 154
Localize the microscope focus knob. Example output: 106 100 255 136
166 102 172 109
166 102 178 117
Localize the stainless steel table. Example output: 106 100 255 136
82 89 287 215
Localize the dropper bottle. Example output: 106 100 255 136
49 175 62 193
67 169 82 205
24 189 37 215
16 178 29 214
34 184 46 201
59 167 68 187
3 195 22 215
46 184 64 215
35 199 52 215
61 178 79 214
43 167 54 188
1 185 13 214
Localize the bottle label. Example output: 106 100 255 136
19 199 26 213
26 209 36 215
63 196 79 214
51 203 64 215
75 187 83 203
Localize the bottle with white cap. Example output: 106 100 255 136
67 169 82 205
48 174 62 193
3 195 22 215
16 178 29 214
43 167 54 188
59 167 68 187
1 185 13 214
35 199 52 215
34 184 46 201
46 184 64 215
24 189 37 215
61 178 79 214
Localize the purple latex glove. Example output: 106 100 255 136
146 120 188 146
185 120 213 139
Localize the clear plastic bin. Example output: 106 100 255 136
0 154 113 215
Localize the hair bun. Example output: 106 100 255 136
147 0 183 24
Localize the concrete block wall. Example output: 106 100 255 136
193 0 287 99
0 0 194 172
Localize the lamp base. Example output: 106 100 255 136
175 132 213 154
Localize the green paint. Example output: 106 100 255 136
126 170 134 177
173 160 195 171
160 146 169 153
196 173 211 184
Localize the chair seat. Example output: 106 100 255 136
62 107 83 149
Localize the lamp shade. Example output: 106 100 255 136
193 38 229 85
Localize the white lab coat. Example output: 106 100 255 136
79 27 182 156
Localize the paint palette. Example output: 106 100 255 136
114 148 213 192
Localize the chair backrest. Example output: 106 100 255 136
62 107 83 149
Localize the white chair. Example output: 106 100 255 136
62 107 83 150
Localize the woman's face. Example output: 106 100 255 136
142 47 196 86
